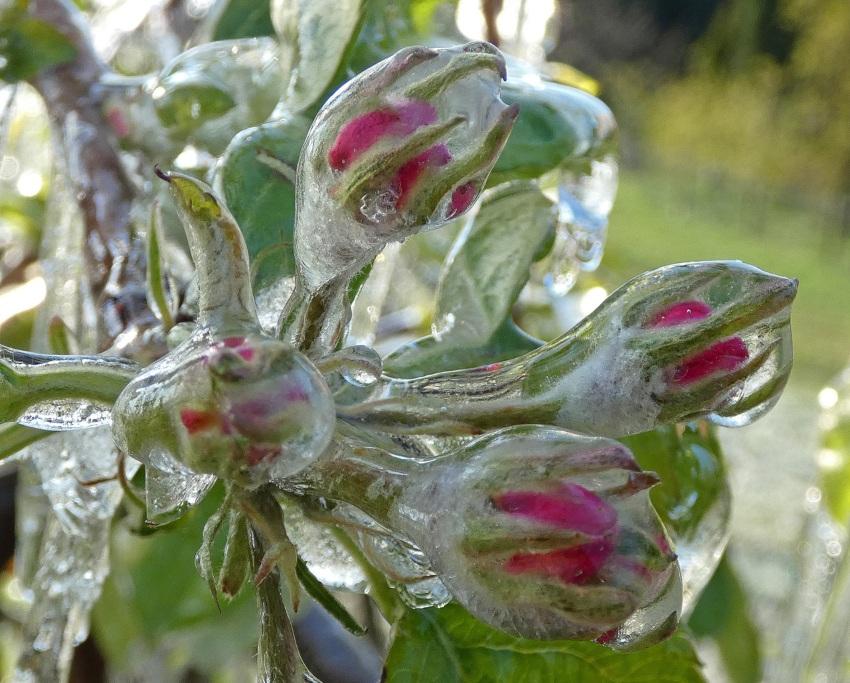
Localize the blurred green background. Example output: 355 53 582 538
552 0 850 388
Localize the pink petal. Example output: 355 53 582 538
673 337 749 385
504 537 615 585
648 300 712 328
328 100 438 171
493 483 618 535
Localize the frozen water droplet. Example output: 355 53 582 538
282 504 367 592
357 532 450 609
543 154 618 297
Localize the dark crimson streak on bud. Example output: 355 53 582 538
504 538 615 585
493 483 617 535
393 144 452 209
448 182 477 218
328 100 438 171
673 337 749 385
180 408 220 434
648 300 712 328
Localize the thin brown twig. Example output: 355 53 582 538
27 0 149 350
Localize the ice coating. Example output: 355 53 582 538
498 69 618 296
150 38 283 154
293 42 517 293
338 261 797 437
0 345 137 428
144 448 217 522
112 333 335 488
280 502 368 592
390 426 680 645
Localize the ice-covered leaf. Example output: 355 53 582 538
689 555 762 683
215 114 310 290
0 345 137 428
160 170 258 329
384 603 705 683
489 76 617 186
295 558 366 636
432 181 556 345
622 423 731 611
0 15 76 83
384 318 539 378
211 0 276 40
272 0 365 113
151 38 282 153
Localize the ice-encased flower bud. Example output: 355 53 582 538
112 334 334 488
339 261 796 437
294 42 517 290
391 427 681 647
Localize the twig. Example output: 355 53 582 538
27 0 148 350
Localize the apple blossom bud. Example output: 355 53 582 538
392 426 680 646
339 261 797 437
112 334 335 488
293 42 517 291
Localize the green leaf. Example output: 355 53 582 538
489 79 617 186
0 422 48 461
384 318 539 378
152 39 282 152
383 182 553 377
384 603 706 683
215 114 310 289
211 0 276 40
273 0 366 113
295 557 366 636
621 422 728 540
153 71 236 134
432 181 556 346
689 554 762 683
0 16 76 83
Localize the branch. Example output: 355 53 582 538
27 0 148 349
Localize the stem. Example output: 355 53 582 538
0 423 50 460
0 346 137 423
250 529 309 683
278 275 350 356
288 441 413 527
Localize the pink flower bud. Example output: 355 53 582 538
113 334 335 488
391 426 681 647
294 42 517 291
